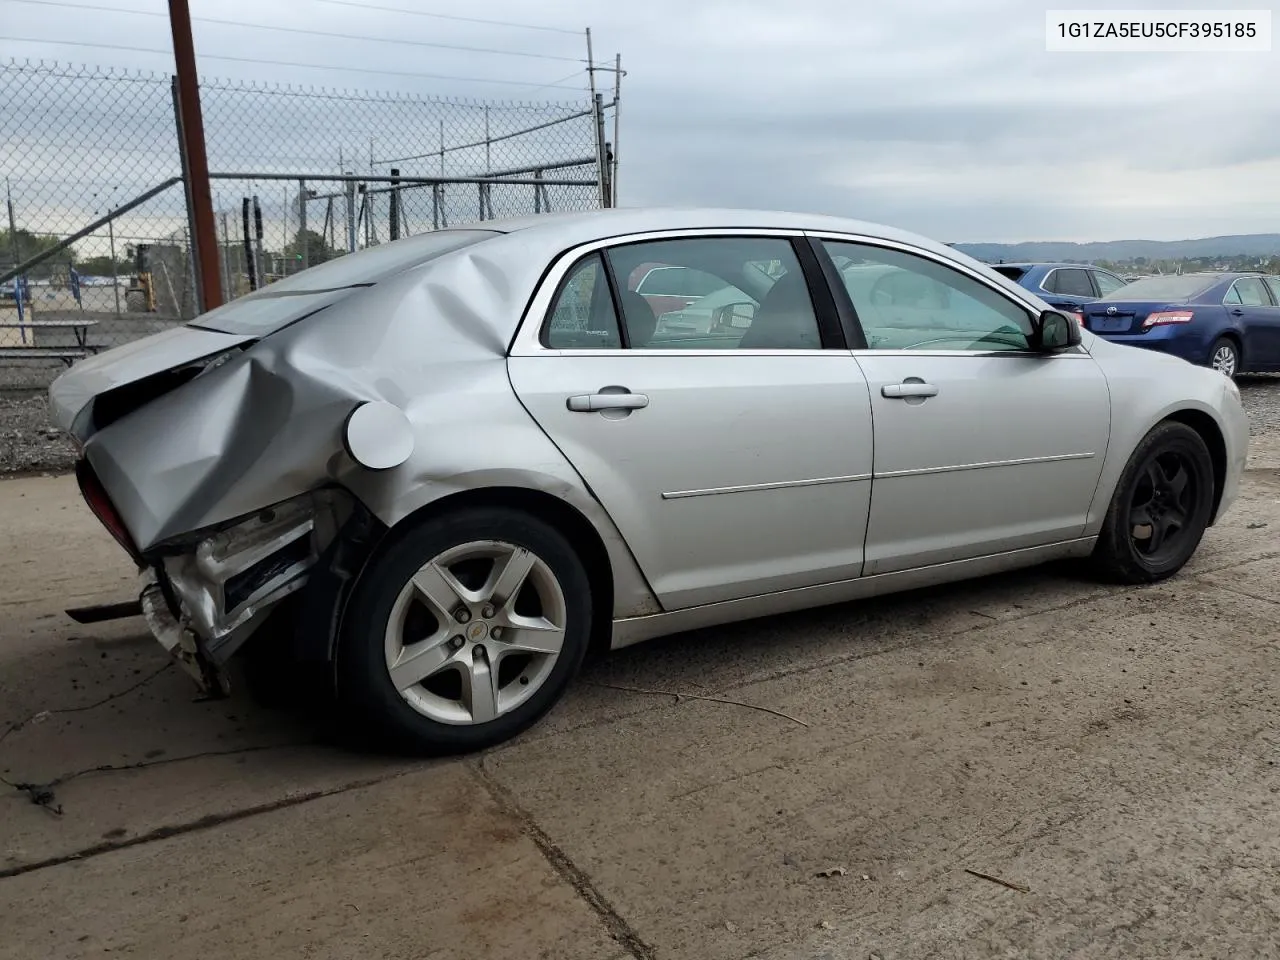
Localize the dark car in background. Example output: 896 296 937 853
990 262 1129 315
1080 272 1280 379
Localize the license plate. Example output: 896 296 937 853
1090 316 1129 333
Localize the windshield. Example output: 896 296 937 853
1099 274 1217 302
190 229 497 336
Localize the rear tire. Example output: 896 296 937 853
1090 421 1215 584
335 506 591 754
1209 336 1239 379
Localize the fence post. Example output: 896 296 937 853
5 182 27 344
170 76 202 317
252 195 265 286
298 180 308 268
612 54 622 206
344 174 357 253
242 197 256 291
593 93 611 208
108 214 120 316
168 0 223 311
389 168 400 241
219 211 231 301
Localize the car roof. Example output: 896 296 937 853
476 206 942 249
995 261 1108 270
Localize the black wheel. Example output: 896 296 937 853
1091 421 1215 584
1209 336 1239 378
335 506 591 754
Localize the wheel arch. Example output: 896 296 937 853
1083 392 1232 536
1163 407 1228 525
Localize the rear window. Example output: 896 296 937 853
1099 274 1217 302
992 265 1029 282
191 229 497 336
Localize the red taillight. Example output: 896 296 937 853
75 460 140 561
1143 310 1194 328
1073 310 1085 326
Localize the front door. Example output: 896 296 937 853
1226 276 1280 369
818 238 1111 575
509 234 875 610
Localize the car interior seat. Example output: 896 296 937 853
736 270 821 349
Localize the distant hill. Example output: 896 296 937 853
952 234 1280 263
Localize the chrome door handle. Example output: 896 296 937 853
566 392 650 412
882 382 938 399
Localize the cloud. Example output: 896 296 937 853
3 0 1278 243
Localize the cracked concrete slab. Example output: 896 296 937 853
0 765 630 960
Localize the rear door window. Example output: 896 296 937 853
1051 268 1095 298
543 254 622 350
1264 277 1280 305
608 236 824 350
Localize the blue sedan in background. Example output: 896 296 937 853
989 262 1129 313
1080 272 1280 379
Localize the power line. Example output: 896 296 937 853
523 69 591 98
0 37 591 89
6 0 585 62
312 0 583 35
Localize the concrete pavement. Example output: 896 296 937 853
3 448 1280 959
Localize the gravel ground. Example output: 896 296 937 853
3 372 1280 475
0 390 77 475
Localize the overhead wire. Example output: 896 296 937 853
5 0 585 62
312 0 583 35
0 36 591 89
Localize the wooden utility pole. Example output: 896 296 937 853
168 0 222 312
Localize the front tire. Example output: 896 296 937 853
1090 421 1215 584
336 506 592 754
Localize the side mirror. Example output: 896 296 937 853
1035 309 1082 351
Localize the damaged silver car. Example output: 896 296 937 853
50 208 1249 753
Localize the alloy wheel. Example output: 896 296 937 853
1211 343 1237 377
383 539 568 725
1128 451 1198 563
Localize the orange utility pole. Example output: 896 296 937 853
168 0 223 312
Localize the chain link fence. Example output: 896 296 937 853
0 59 612 386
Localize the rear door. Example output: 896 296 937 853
508 232 875 611
815 237 1111 575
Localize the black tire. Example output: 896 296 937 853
335 506 592 754
1090 421 1215 584
1208 336 1240 379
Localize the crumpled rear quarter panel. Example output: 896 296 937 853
82 231 660 617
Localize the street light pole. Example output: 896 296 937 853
168 0 222 312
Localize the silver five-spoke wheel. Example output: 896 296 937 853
337 506 591 754
385 540 567 725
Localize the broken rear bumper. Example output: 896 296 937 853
135 489 356 694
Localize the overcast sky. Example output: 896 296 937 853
5 0 1279 242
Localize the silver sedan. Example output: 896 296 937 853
50 208 1250 753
